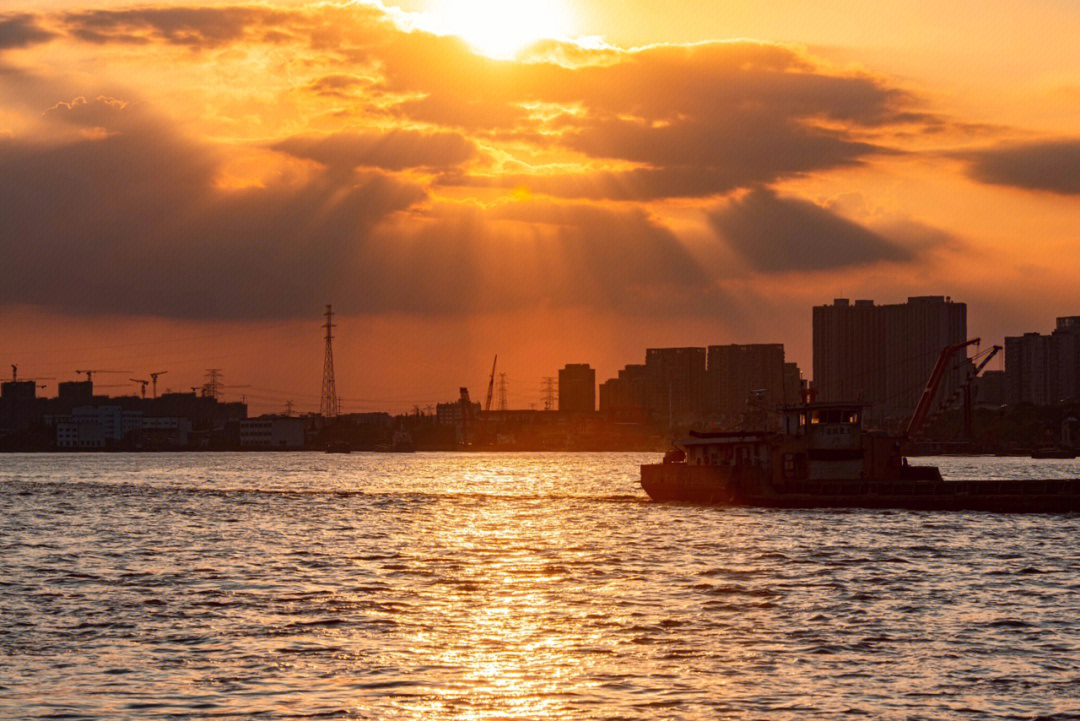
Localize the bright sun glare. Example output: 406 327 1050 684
419 0 575 59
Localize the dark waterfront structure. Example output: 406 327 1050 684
599 346 802 430
0 377 248 450
558 364 596 413
1005 316 1080 405
706 344 802 426
599 364 646 416
973 369 1006 408
644 347 706 427
0 380 36 432
813 296 968 426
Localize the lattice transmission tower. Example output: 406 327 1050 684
320 304 340 418
541 376 557 411
497 373 508 411
202 368 223 399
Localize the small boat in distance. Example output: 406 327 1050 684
642 340 1080 513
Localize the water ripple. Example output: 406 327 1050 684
3 453 1080 719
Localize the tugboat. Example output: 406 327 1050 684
641 340 1080 513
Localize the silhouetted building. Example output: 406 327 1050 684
57 380 93 409
240 416 306 448
813 296 967 424
558 364 596 413
55 406 140 449
436 399 481 426
645 347 706 426
0 380 37 432
437 388 481 446
706 344 790 422
784 362 805 404
973 369 1006 408
1005 316 1080 405
599 365 645 410
148 392 246 431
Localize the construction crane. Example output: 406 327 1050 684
75 369 131 382
28 376 56 391
915 344 1002 441
905 338 981 439
130 378 150 398
149 371 167 398
484 355 498 412
9 366 55 386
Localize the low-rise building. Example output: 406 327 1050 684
240 416 307 448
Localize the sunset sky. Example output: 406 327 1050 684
3 0 1079 413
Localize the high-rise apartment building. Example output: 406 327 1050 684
813 296 968 424
599 364 646 412
1005 316 1080 405
558 364 596 413
644 347 706 426
705 344 788 422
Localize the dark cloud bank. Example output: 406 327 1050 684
0 5 950 321
965 140 1080 195
708 188 913 272
0 97 714 320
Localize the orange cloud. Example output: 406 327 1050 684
0 3 974 330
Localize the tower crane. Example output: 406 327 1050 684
75 369 131 382
28 377 55 391
149 371 167 398
130 378 150 398
484 355 498 412
9 366 54 386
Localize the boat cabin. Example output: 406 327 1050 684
681 430 772 470
675 401 909 484
778 402 869 480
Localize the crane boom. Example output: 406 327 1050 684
484 355 497 412
905 338 981 439
913 345 1002 438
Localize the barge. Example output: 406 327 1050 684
641 340 1080 513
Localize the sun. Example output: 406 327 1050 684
418 0 575 59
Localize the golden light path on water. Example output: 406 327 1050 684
3 452 1080 718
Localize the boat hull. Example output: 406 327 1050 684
641 464 1080 513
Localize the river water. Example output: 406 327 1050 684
3 453 1080 719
